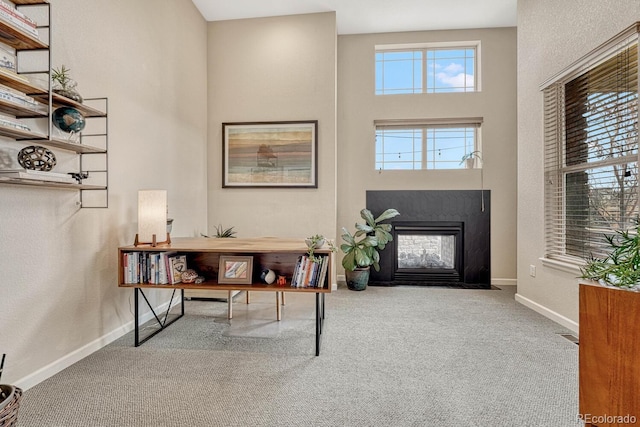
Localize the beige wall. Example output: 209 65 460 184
337 28 518 282
516 0 640 330
207 13 338 243
0 0 208 386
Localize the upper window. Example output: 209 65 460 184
375 42 479 95
375 119 482 170
542 24 639 265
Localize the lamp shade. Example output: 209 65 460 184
138 190 167 244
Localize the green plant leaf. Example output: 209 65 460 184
374 208 400 223
360 208 375 226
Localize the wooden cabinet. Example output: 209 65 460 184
579 282 640 426
0 1 108 207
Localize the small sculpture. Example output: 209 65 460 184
260 269 276 284
18 145 56 171
181 269 198 284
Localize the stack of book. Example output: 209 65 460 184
291 254 329 288
123 251 187 285
0 1 38 38
0 85 39 110
0 169 76 184
0 114 28 131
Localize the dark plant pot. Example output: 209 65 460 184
345 267 370 291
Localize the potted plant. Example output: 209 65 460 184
305 234 336 263
51 65 83 103
201 224 237 238
340 208 400 291
460 151 482 169
578 223 640 420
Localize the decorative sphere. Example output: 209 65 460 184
18 145 56 171
52 107 86 133
260 269 276 284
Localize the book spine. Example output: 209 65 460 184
291 256 301 287
318 255 329 288
123 253 130 284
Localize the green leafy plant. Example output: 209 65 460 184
580 222 640 289
340 208 400 271
214 224 237 238
201 224 237 238
305 234 336 263
51 65 73 90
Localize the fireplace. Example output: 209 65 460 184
367 190 490 288
394 222 463 283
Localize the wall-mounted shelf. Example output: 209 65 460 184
0 176 105 190
0 1 109 208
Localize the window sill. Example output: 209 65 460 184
539 257 583 275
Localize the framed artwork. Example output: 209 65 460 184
218 255 254 284
222 120 318 188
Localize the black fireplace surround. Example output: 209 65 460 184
366 190 490 288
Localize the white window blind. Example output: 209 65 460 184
542 23 639 264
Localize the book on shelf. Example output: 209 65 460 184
0 169 76 184
0 85 39 108
0 9 38 38
169 254 186 284
0 45 14 72
0 1 36 27
0 65 30 84
290 254 328 288
0 115 29 131
122 251 187 285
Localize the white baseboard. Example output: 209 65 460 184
15 295 181 391
515 292 578 334
492 278 516 286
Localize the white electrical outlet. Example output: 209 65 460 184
529 265 536 277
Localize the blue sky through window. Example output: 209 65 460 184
375 126 476 170
376 45 476 94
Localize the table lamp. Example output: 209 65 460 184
134 190 171 246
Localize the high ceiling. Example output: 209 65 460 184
191 0 517 35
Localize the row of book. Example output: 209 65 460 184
0 0 38 38
291 255 329 288
123 251 187 285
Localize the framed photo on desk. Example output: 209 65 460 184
218 255 253 284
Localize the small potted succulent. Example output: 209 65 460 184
51 65 83 103
340 208 400 290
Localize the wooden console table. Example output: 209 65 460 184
118 237 333 355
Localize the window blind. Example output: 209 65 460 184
543 23 639 264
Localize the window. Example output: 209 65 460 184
375 119 482 170
375 42 479 94
542 24 639 265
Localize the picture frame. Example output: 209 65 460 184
218 255 254 284
222 120 318 188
